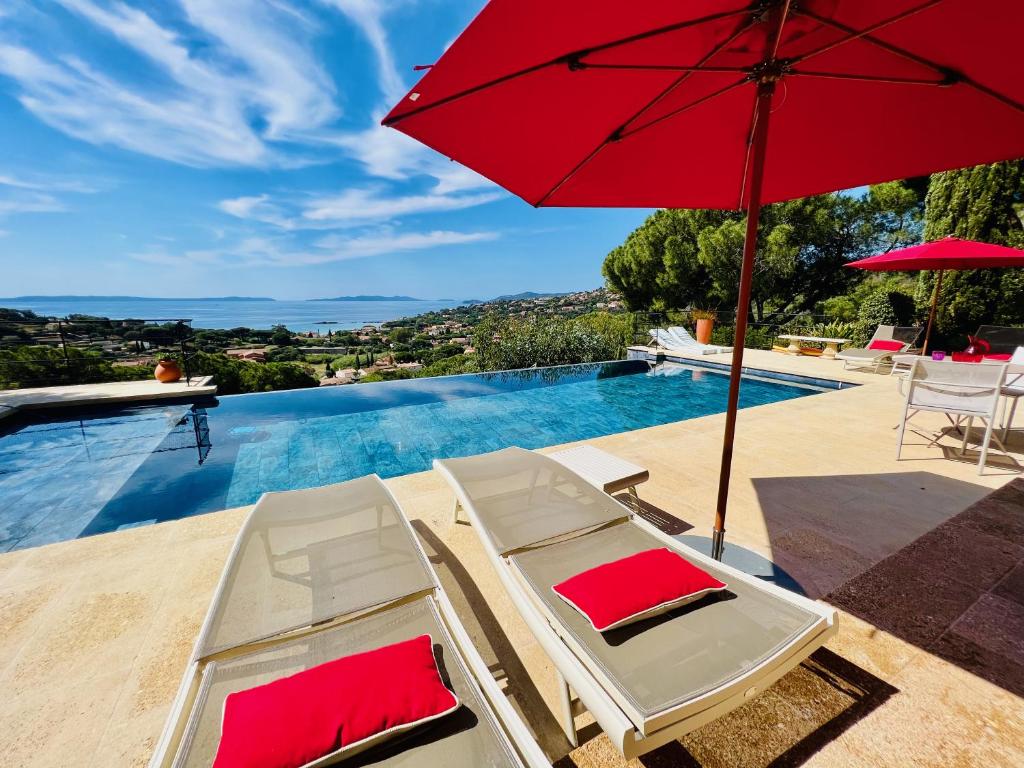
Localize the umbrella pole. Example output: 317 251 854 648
712 82 774 561
922 269 944 356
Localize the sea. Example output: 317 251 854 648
0 297 463 333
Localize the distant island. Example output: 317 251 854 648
0 295 276 302
308 295 425 302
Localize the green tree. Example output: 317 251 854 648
601 183 922 317
916 161 1024 335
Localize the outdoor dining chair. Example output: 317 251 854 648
896 359 1009 474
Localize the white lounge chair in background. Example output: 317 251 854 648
150 476 549 768
896 359 1009 474
435 447 836 760
1000 346 1024 442
836 324 921 373
649 326 732 355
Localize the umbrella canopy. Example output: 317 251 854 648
846 236 1024 271
384 1 1024 559
846 236 1024 352
384 1 1024 209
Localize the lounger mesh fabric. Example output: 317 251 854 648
198 476 437 657
437 448 628 555
511 524 820 730
175 599 520 768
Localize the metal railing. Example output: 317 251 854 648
0 315 198 389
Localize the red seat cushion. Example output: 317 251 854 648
867 339 904 351
983 353 1012 361
213 634 459 768
552 548 727 632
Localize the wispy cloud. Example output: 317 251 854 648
132 227 498 267
319 0 405 105
219 185 502 230
0 0 338 167
0 170 99 218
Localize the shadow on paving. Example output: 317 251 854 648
750 471 994 599
828 478 1024 699
551 649 896 768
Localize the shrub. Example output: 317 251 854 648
187 351 317 394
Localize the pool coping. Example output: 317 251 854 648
630 347 861 391
0 376 217 422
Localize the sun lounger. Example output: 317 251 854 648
836 325 922 372
150 475 549 768
434 447 836 759
649 326 732 355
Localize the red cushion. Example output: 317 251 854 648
952 352 983 362
213 634 459 768
867 339 904 351
983 353 1012 361
552 548 727 632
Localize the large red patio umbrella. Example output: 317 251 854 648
383 1 1024 560
846 236 1024 354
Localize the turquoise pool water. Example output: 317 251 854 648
0 360 835 551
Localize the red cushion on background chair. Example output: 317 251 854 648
983 353 1012 361
552 548 727 632
213 634 459 768
867 339 904 351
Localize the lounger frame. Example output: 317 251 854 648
436 461 836 760
150 477 549 768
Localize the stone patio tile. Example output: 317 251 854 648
897 521 1023 592
992 561 1024 607
827 557 983 647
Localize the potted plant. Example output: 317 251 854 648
691 309 717 345
154 358 182 383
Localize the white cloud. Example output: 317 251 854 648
310 229 497 263
302 187 501 223
218 185 502 229
0 1 338 167
131 228 498 267
0 168 102 219
319 0 405 105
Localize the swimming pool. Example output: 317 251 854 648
0 360 840 551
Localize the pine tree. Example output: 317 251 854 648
917 161 1024 336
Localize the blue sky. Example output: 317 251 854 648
0 0 651 300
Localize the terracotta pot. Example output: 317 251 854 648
695 318 715 345
154 359 182 383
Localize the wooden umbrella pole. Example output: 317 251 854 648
712 81 774 561
922 269 943 355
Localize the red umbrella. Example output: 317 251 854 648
846 236 1024 353
384 1 1024 560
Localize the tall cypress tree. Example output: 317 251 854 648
917 161 1024 336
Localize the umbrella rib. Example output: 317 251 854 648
531 78 749 207
798 6 1024 115
574 63 752 75
786 70 949 87
382 6 750 127
530 17 759 208
788 0 944 71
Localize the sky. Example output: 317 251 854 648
0 0 651 300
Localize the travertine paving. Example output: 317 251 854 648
0 376 215 420
1 351 1022 767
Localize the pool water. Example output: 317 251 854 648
0 360 833 551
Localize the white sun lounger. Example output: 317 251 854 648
835 325 921 373
649 326 732 355
434 447 836 760
150 475 549 768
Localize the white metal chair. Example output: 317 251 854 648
896 359 1009 474
1000 346 1024 442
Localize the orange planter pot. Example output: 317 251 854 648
154 359 182 383
695 318 715 345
